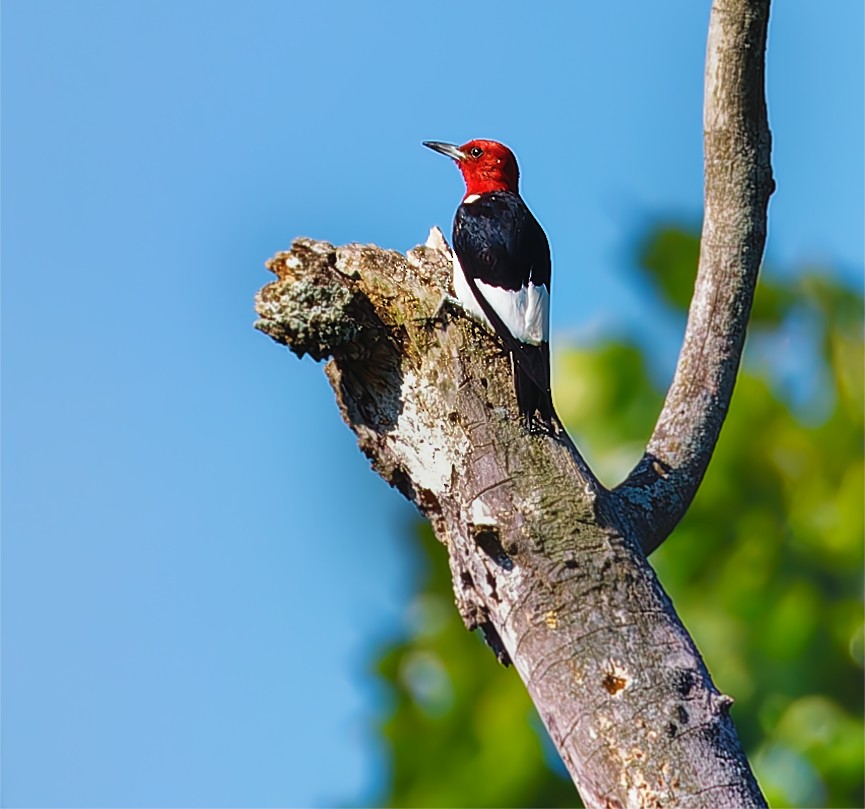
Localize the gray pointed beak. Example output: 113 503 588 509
423 141 466 161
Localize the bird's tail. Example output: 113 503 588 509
513 342 556 431
461 273 558 431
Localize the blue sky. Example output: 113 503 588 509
2 1 862 806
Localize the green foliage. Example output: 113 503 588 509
637 223 701 313
369 224 864 808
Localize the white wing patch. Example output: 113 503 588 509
452 252 488 324
452 254 549 345
476 280 549 345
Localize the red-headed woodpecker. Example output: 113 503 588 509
424 138 555 431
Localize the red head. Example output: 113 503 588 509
423 139 520 199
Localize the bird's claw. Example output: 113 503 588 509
416 294 462 329
522 413 559 437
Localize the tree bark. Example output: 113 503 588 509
613 0 774 555
254 0 772 806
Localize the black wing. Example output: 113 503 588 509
453 192 551 393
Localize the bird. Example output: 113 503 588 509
423 138 556 432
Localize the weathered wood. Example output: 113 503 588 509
255 229 765 807
253 0 773 804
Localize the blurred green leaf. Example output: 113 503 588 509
635 222 797 327
637 224 700 312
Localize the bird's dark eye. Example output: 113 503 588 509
469 146 483 158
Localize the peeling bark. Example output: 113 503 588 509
254 0 772 805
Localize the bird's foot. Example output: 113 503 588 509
417 293 462 329
522 413 558 437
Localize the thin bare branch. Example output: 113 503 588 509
612 0 774 555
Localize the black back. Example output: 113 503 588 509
453 191 551 292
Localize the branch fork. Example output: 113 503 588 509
255 1 773 804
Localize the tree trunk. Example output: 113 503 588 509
254 0 773 805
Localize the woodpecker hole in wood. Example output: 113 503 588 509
473 527 514 571
602 673 627 696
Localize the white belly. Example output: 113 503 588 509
452 253 549 346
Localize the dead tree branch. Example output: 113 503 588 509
254 0 772 805
613 0 774 555
256 230 765 807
